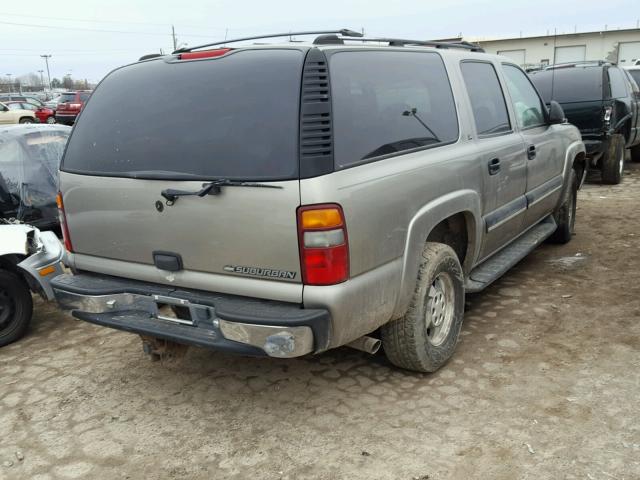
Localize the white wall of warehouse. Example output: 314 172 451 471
478 29 640 68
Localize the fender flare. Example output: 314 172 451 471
392 189 482 319
557 140 587 209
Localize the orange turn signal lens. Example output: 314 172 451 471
300 208 342 229
56 193 63 209
39 265 56 277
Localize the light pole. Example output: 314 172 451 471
40 54 52 90
38 69 44 89
6 74 12 95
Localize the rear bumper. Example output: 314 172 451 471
54 113 77 124
51 273 330 358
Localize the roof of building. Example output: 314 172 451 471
474 27 640 44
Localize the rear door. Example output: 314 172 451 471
459 61 528 260
60 49 306 302
502 64 564 227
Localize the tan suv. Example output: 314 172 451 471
0 102 36 124
52 30 586 372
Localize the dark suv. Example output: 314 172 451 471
530 62 640 184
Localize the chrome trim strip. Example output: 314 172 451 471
528 184 562 207
486 205 526 232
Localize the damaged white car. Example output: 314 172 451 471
0 222 64 346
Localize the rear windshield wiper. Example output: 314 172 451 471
161 179 282 204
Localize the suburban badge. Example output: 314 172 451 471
223 265 296 280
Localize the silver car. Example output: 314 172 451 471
51 31 585 372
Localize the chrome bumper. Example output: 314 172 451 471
54 288 315 358
18 231 65 300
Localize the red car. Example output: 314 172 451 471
55 91 92 125
5 101 56 124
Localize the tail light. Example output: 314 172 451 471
297 204 349 286
69 103 82 109
604 106 613 128
179 48 231 60
56 192 73 252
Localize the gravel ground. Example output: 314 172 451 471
1 163 639 480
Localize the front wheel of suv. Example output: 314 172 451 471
549 169 577 244
601 134 624 184
381 242 465 373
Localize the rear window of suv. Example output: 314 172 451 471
529 67 604 103
329 51 459 168
62 49 303 180
58 93 77 103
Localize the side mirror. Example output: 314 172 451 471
548 100 565 125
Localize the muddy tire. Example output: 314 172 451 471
631 144 640 163
549 169 578 244
601 134 624 185
0 270 33 347
381 243 465 373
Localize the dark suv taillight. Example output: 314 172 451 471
56 192 73 252
297 204 349 285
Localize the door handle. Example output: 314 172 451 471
488 158 501 175
527 144 537 160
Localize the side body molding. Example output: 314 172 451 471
392 189 482 319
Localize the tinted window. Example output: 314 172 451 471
59 93 77 103
503 65 546 128
629 70 640 86
79 92 91 102
330 51 458 167
608 67 628 98
460 62 510 136
63 49 304 180
529 67 604 103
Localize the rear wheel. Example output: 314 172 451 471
631 144 640 163
0 270 33 347
549 169 578 244
45 116 56 124
18 117 34 124
601 134 624 184
381 243 465 373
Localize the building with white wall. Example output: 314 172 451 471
476 28 640 69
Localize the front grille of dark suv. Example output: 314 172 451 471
299 49 334 178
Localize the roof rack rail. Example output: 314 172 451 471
545 60 611 70
318 36 484 52
173 28 363 53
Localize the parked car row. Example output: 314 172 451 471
1 32 637 374
0 90 92 125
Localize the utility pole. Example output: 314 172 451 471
38 69 44 89
40 54 52 90
6 74 12 94
171 25 177 51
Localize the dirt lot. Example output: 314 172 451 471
1 163 639 480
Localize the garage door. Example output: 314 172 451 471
497 49 526 65
619 42 640 66
555 45 586 64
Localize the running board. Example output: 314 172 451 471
465 216 557 293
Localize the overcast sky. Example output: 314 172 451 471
1 0 638 84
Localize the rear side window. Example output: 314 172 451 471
79 93 91 102
460 62 511 136
529 68 604 103
62 49 304 180
608 67 628 98
330 51 458 168
629 70 640 86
